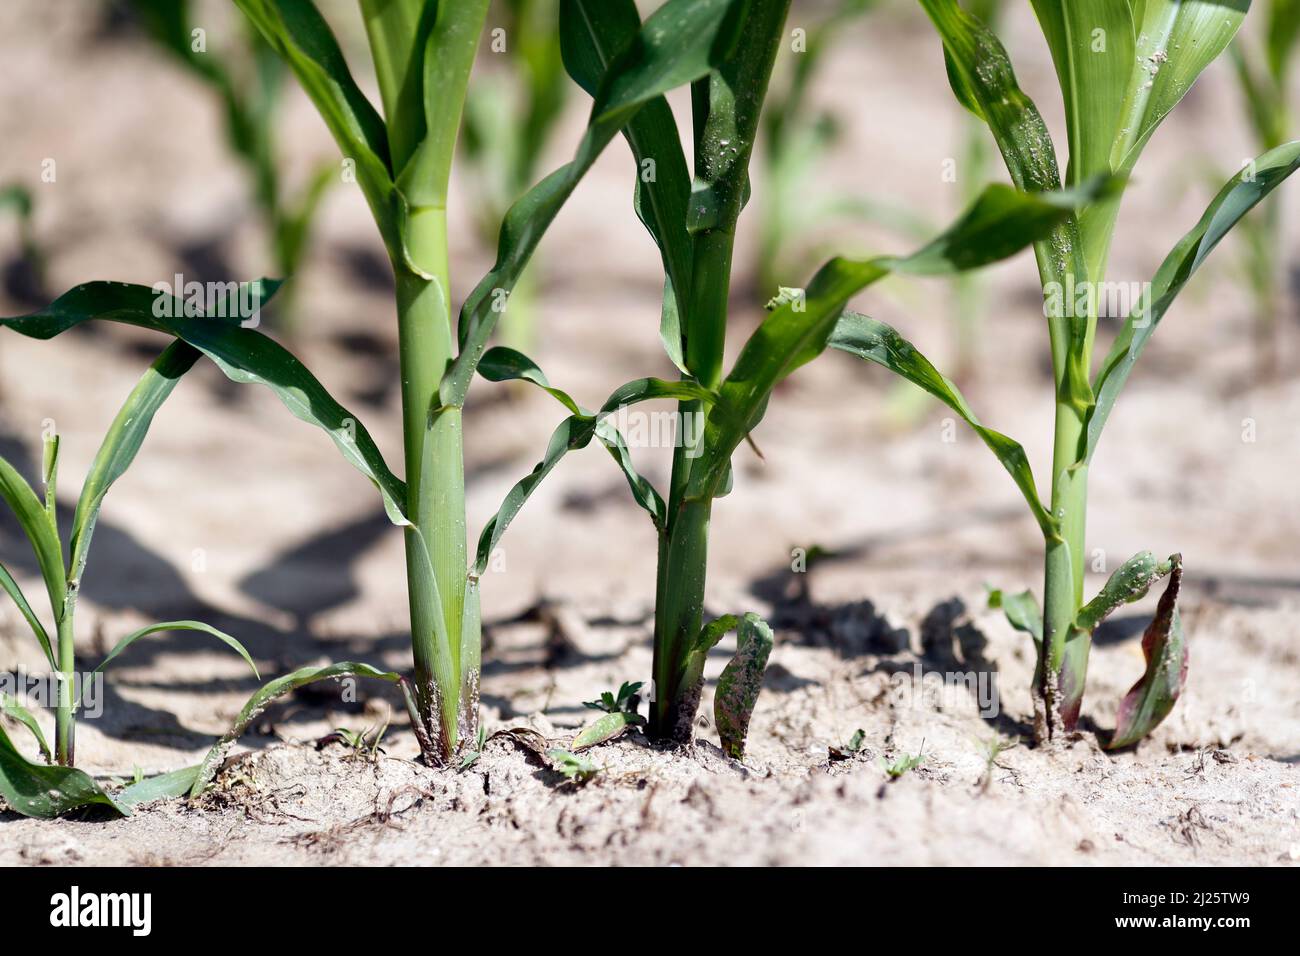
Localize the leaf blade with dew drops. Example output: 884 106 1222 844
189 662 405 799
0 722 128 818
441 0 750 407
1 280 410 527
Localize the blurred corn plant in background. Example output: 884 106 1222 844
122 0 336 332
460 0 567 352
833 0 1300 747
1227 0 1300 379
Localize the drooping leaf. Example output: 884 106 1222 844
830 311 1054 536
1086 142 1300 461
987 587 1044 646
94 621 259 678
1 693 51 763
441 0 749 407
1 281 409 526
572 710 643 751
0 722 126 818
714 613 774 760
190 662 404 798
1107 555 1187 749
0 561 55 669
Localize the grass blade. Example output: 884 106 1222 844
94 621 259 678
0 453 66 628
189 662 404 798
1 693 51 762
0 561 55 668
573 711 643 751
116 764 202 810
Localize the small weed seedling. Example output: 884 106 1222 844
882 743 926 780
548 748 600 786
829 728 867 762
831 0 1300 746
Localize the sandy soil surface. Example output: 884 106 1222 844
0 1 1297 865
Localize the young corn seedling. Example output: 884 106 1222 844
124 0 335 331
1226 1 1300 377
831 0 1300 746
472 0 1111 758
7 0 772 790
0 332 262 817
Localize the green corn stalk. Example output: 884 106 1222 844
474 0 1110 755
843 0 1300 746
125 0 334 331
1227 0 1300 379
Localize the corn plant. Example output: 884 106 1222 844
0 330 262 816
471 0 1111 757
1227 0 1300 377
461 0 567 351
4 0 783 798
125 0 335 330
830 0 1300 746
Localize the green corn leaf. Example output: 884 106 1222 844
189 661 404 798
441 0 749 408
69 342 201 589
714 612 774 760
829 311 1054 537
1074 551 1174 634
688 182 1094 510
1029 1 1136 188
1107 555 1187 749
0 722 127 818
0 561 55 669
987 587 1044 646
477 346 583 414
473 374 713 573
560 0 696 369
1 280 409 526
94 620 259 678
1086 142 1300 462
572 710 643 751
0 453 66 628
117 764 202 809
1 692 51 763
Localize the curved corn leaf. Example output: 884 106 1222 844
1107 555 1187 749
830 311 1054 536
1 693 51 763
1085 142 1300 462
1 281 409 526
94 620 259 678
1029 1 1135 189
0 722 126 818
1074 551 1173 634
572 710 643 751
117 764 202 810
441 0 748 407
688 182 1094 509
714 613 774 760
987 587 1044 646
69 341 201 588
0 561 55 669
560 0 696 371
190 661 404 798
473 373 712 573
0 453 66 627
477 346 583 414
